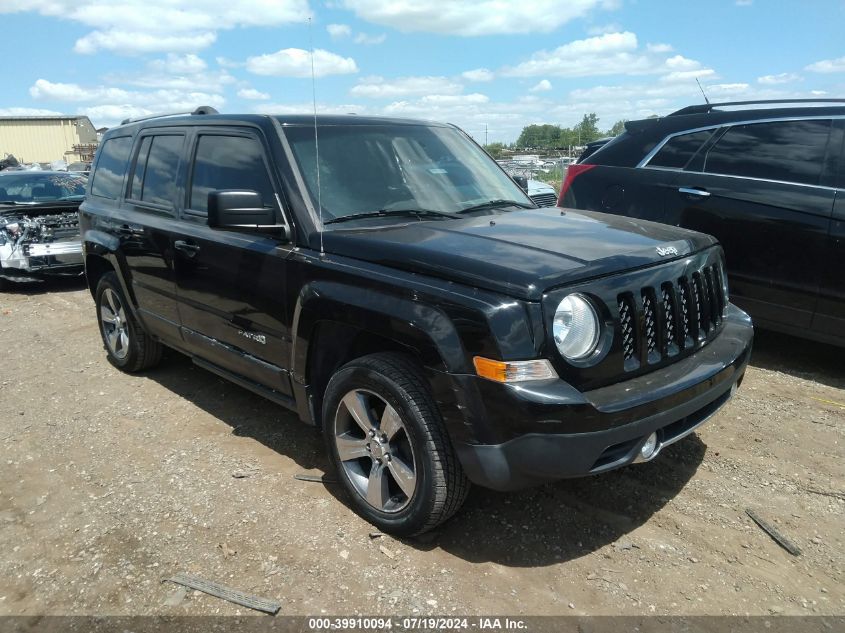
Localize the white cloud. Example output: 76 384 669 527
502 32 712 80
418 94 489 105
30 79 132 103
150 54 208 74
1 0 311 55
340 0 605 36
530 79 553 93
327 23 352 39
736 0 753 5
28 78 225 127
757 72 801 85
806 56 845 74
661 69 717 83
327 23 384 44
0 107 63 116
587 22 622 35
245 48 358 78
106 54 235 92
238 88 271 100
354 32 386 45
74 30 217 55
462 68 494 82
251 102 366 115
646 43 673 53
350 76 463 98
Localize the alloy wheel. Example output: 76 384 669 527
333 389 418 513
100 287 130 360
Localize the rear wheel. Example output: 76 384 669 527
323 353 469 535
95 272 162 372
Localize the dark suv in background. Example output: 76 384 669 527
80 108 752 535
560 100 845 347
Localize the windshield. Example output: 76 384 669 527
283 123 532 225
0 172 88 204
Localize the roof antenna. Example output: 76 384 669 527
308 16 324 255
696 77 710 104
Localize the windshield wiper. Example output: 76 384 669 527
324 208 455 225
457 199 535 214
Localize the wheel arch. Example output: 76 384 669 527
290 281 469 429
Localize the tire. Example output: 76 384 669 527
323 353 470 536
95 271 162 372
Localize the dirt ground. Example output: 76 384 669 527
0 279 842 617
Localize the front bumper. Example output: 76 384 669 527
452 305 753 491
0 240 83 279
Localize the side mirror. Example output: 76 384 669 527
207 190 289 240
513 175 528 191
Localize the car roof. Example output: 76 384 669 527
625 103 845 136
106 113 450 135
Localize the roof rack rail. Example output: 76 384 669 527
669 99 845 117
120 105 219 126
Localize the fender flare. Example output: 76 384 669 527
290 280 470 384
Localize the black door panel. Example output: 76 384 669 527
116 210 180 340
173 221 295 396
665 174 834 328
813 191 845 339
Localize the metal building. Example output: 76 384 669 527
0 115 98 164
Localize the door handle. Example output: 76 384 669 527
174 240 201 257
678 187 711 198
118 224 144 236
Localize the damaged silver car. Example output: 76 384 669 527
0 171 86 290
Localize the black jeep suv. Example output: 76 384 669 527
80 108 753 535
560 99 845 347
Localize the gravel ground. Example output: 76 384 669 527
0 279 843 617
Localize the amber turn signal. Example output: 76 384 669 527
472 356 557 383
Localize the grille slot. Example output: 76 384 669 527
661 283 679 356
641 288 658 361
618 294 637 363
692 272 710 334
616 261 726 371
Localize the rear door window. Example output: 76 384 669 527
138 135 184 207
91 136 132 199
188 134 275 214
704 119 832 186
647 130 714 169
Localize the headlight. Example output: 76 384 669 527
553 293 601 360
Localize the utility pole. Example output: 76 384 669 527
485 123 488 146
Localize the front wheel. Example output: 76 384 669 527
323 353 469 536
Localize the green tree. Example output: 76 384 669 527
483 142 507 159
516 124 564 149
572 113 601 144
607 119 627 137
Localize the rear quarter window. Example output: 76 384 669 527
647 130 714 169
91 136 132 199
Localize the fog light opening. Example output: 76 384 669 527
640 432 659 461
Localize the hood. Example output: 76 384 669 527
320 208 717 301
527 179 556 196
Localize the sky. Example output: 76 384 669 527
0 0 843 143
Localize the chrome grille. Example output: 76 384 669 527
617 262 726 369
529 192 558 207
